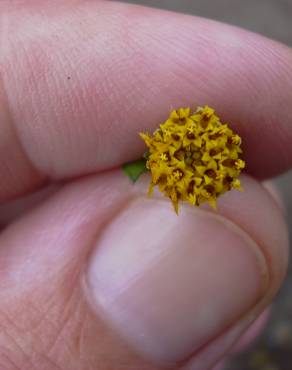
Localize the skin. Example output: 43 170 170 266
0 1 291 369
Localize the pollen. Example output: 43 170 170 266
140 105 245 213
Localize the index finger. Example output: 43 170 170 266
1 0 292 201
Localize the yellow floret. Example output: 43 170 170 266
140 105 245 213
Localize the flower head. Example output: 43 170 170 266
140 106 245 213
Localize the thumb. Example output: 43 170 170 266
86 173 288 369
0 171 288 370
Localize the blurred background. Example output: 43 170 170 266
122 1 292 369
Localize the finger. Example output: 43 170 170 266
0 184 59 227
1 1 292 202
0 171 288 369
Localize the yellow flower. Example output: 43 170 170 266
140 105 245 213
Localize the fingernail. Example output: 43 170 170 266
86 198 268 365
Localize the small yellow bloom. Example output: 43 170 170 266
140 105 245 213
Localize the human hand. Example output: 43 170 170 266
0 1 291 369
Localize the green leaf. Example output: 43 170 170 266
122 158 149 183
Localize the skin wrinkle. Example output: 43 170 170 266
42 299 84 365
0 352 22 370
0 263 86 368
73 306 89 366
0 329 35 369
45 295 83 365
1 265 62 357
32 355 63 370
